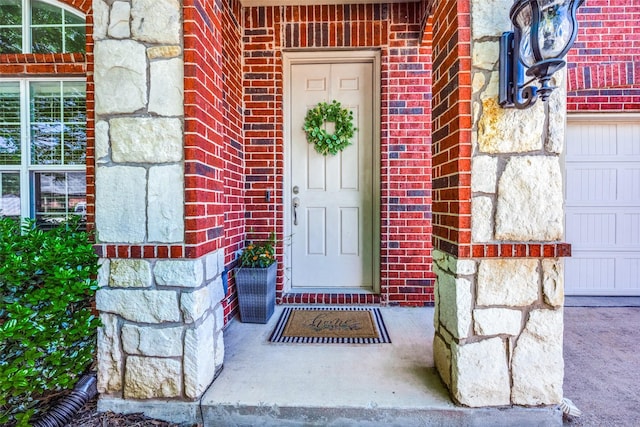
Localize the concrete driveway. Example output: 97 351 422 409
563 298 640 426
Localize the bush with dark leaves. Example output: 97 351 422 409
0 218 100 426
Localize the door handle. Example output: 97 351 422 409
293 197 300 226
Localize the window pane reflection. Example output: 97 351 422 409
0 82 21 165
34 171 85 228
30 81 86 166
0 172 20 218
0 2 22 53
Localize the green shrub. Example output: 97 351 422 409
0 217 100 426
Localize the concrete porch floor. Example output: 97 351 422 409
200 306 561 426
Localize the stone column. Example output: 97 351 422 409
432 0 569 407
92 0 225 410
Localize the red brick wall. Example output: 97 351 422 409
430 1 472 258
567 0 640 111
242 4 435 306
221 0 246 321
183 0 228 258
183 0 247 321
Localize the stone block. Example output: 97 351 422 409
149 58 184 116
184 314 217 398
97 314 123 394
124 356 182 399
546 70 567 155
94 40 147 115
434 334 452 388
437 273 473 339
95 166 146 243
456 259 477 276
217 250 225 274
472 72 485 95
109 259 152 288
131 0 181 44
211 276 226 306
512 309 564 405
484 71 500 100
181 286 213 324
95 120 109 163
147 45 182 59
471 0 512 39
473 308 523 336
214 300 225 332
110 117 183 163
478 98 544 153
121 324 183 357
434 278 440 330
97 259 110 288
92 0 109 40
148 165 184 243
472 40 499 71
472 196 493 242
108 1 131 39
477 259 539 307
154 259 204 288
446 254 458 275
96 289 180 323
542 259 564 308
205 250 219 281
214 329 225 371
432 249 450 273
496 157 564 241
452 337 511 407
471 156 498 193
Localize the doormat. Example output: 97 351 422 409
269 307 391 344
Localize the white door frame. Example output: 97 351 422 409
282 49 381 294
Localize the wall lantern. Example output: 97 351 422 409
499 0 584 109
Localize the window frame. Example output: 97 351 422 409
0 76 85 221
0 0 86 54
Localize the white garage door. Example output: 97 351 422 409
565 115 640 295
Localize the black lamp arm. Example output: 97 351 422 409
499 31 539 109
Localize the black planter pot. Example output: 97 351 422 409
235 262 277 323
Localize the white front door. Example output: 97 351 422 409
565 115 640 296
285 52 379 291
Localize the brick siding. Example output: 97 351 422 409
7 0 629 319
221 0 246 321
567 1 640 111
242 3 434 308
430 1 473 258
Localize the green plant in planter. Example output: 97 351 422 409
238 234 276 268
0 217 100 426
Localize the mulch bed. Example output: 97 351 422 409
68 396 199 427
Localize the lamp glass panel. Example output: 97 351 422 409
537 0 573 60
515 3 536 67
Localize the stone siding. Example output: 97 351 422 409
97 250 226 400
470 0 567 247
93 0 224 404
433 250 565 406
430 0 569 408
93 0 185 247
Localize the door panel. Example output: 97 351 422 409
289 60 374 289
565 118 640 295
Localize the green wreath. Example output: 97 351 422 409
303 100 357 156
